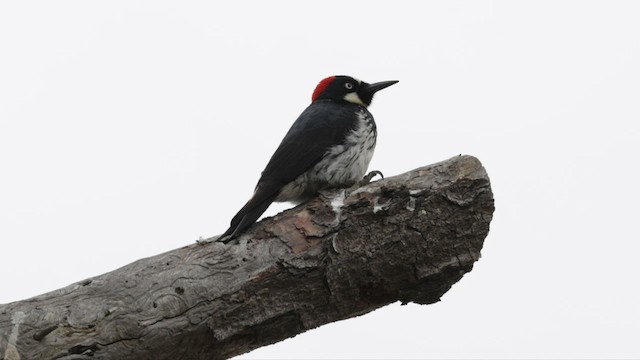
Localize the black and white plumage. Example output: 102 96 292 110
219 75 398 241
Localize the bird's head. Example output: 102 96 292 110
311 75 398 107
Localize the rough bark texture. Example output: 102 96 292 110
0 155 494 360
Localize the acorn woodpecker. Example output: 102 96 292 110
219 75 398 242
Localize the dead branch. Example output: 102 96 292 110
0 155 494 360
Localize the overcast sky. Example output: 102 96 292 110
1 1 639 359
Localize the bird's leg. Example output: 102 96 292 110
358 170 384 186
343 170 385 195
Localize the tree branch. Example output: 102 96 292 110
0 155 494 360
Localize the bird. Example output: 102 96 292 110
219 75 398 242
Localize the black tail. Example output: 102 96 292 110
218 185 279 243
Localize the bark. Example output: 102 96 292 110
0 155 494 360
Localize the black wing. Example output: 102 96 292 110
260 101 359 185
219 101 359 241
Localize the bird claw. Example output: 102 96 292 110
359 170 384 186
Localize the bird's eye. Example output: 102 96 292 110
345 83 354 90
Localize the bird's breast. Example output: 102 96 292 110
276 109 377 204
314 109 377 183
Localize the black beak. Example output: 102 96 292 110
365 80 399 94
358 80 398 106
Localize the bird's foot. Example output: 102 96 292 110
343 170 384 195
358 170 384 187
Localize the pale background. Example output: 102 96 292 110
1 1 639 359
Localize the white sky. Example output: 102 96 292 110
1 1 639 359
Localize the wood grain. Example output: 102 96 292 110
0 155 494 360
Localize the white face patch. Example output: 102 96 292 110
343 92 366 106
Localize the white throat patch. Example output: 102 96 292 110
343 92 366 107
